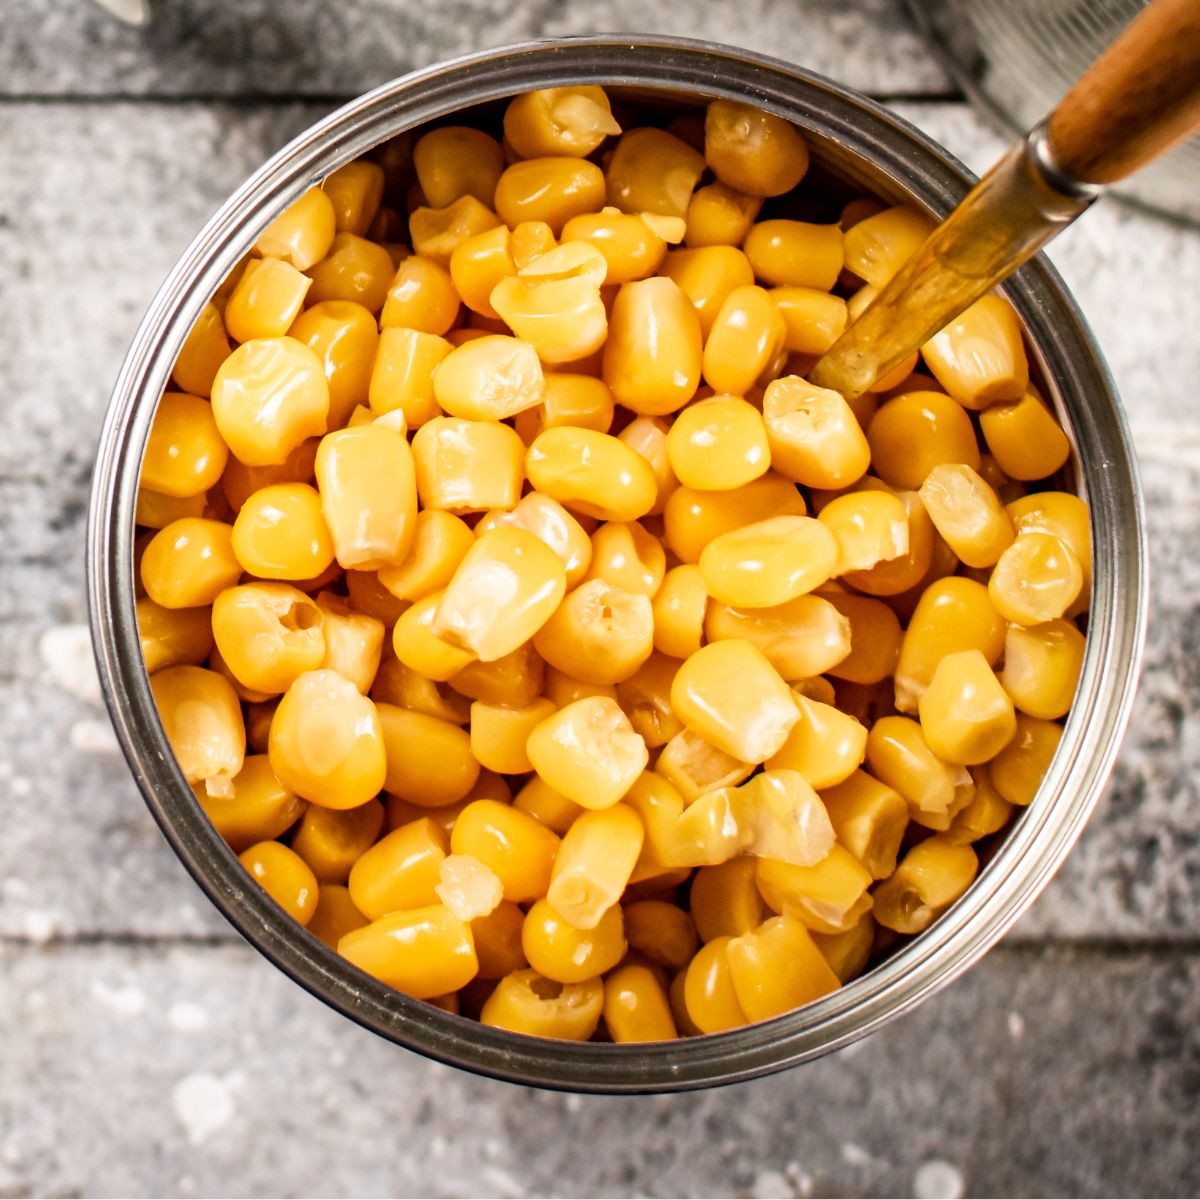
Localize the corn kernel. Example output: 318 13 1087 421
519 898 626 985
699 515 838 609
307 883 368 949
653 729 754 803
480 969 603 1040
615 652 684 748
546 804 643 929
429 334 546 421
1001 619 1085 720
210 582 325 695
704 99 808 195
817 490 910 573
704 594 849 682
663 472 806 564
450 799 561 903
701 287 786 395
305 232 395 313
866 390 981 491
515 374 615 445
918 649 1017 765
370 658 469 724
768 287 847 356
873 836 978 934
989 532 1083 626
513 776 585 836
755 844 873 935
662 396 769 495
172 303 232 398
239 840 319 926
989 714 1063 806
728 769 836 865
560 209 666 284
220 436 319 512
231 482 333 581
606 127 705 218
766 694 867 788
141 518 240 609
196 754 301 855
819 770 909 880
339 905 478 999
375 509 474 604
151 665 245 795
504 86 621 159
510 220 558 270
622 901 698 971
412 416 525 514
944 768 1014 845
322 161 384 236
841 486 936 598
289 299 379 429
762 376 871 490
1007 491 1092 605
923 295 1028 409
470 899 528 979
601 963 676 1042
727 913 840 1020
865 715 973 825
495 157 606 234
448 224 515 319
380 255 460 335
661 245 755 339
617 416 678 515
255 187 337 270
526 427 658 522
980 388 1072 481
812 913 876 983
447 645 545 712
409 194 501 267
689 859 767 941
842 205 934 287
918 463 1015 569
374 704 480 811
346 817 448 917
225 257 312 344
819 591 902 686
543 668 618 708
682 937 748 1034
684 181 762 247
291 796 384 884
413 124 504 207
142 393 229 499
649 564 706 660
465 697 553 775
575 521 665 601
138 597 214 674
389 591 474 681
742 221 842 293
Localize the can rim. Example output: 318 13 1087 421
87 34 1147 1092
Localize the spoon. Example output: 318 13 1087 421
808 0 1200 400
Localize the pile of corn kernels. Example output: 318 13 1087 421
137 86 1089 1041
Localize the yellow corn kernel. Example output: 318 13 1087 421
344 571 413 632
172 302 232 398
699 515 838 609
704 100 808 196
654 728 754 803
450 799 561 903
623 901 698 971
508 220 556 271
819 770 909 880
1001 619 1085 721
602 963 677 1042
543 668 618 709
727 913 840 1020
616 416 677 516
894 577 1006 712
447 224 514 319
560 209 665 284
873 836 978 934
469 898 527 979
140 518 240 609
605 127 705 218
346 816 448 917
918 649 1017 765
648 565 705 660
842 205 935 287
842 489 937 602
766 694 867 788
684 181 762 247
815 592 899 688
210 583 324 695
743 221 843 293
577 521 664 600
755 844 873 935
141 392 229 499
138 597 213 674
151 665 245 795
918 463 1015 569
288 299 379 429
664 395 768 493
945 768 1014 844
311 592 383 695
376 705 479 810
688 859 766 941
255 187 336 270
547 805 644 929
391 591 475 682
769 287 847 356
321 161 384 236
380 255 460 335
866 390 981 491
670 640 799 763
370 657 469 725
989 714 1062 806
703 595 847 682
814 913 876 985
438 855 507 925
413 125 504 208
447 646 544 712
515 375 615 446
307 883 368 949
427 335 545 422
220 436 318 513
615 652 684 748
683 937 748 1034
513 776 584 836
865 714 973 824
989 532 1083 626
412 416 525 514
268 668 386 809
923 294 1028 409
504 85 620 158
980 389 1072 481
525 426 657 523
290 796 384 885
339 904 477 999
230 482 333 581
305 232 395 313
494 157 606 234
817 490 910 574
663 473 806 564
701 287 787 395
239 840 319 926
409 194 501 268
208 641 271 704
660 245 755 339
483 497 594 595
521 898 626 985
196 754 302 853
726 769 835 866
481 969 603 1040
601 276 703 417
762 376 871 490
466 697 554 775
224 258 311 345
1007 491 1092 602
375 510 473 605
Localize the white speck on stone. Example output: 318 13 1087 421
70 719 119 754
565 1094 583 1113
914 1159 965 1200
840 1142 876 1168
168 1002 210 1032
22 910 60 945
2 878 29 900
752 1167 791 1197
430 1135 448 1156
39 624 103 706
1008 1011 1026 1040
476 1165 522 1198
787 1164 813 1198
11 779 30 798
90 980 146 1016
171 1072 242 1146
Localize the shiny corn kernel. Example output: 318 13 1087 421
654 728 754 803
663 472 806 564
945 768 1014 845
989 714 1063 806
547 805 644 929
380 255 460 335
141 518 240 609
651 564 708 660
468 697 555 775
371 658 470 725
450 799 561 903
842 486 937 599
345 569 413 630
1001 619 1085 720
209 642 272 704
602 276 703 416
448 224 515 318
702 287 787 396
661 245 755 338
414 125 504 208
305 232 395 313
495 157 606 234
307 884 368 949
918 463 1015 568
513 776 585 836
699 515 838 609
212 338 328 472
666 397 771 496
755 844 873 935
322 161 384 236
481 969 603 1040
918 649 1017 765
762 376 871 490
766 694 867 789
689 859 767 941
430 335 546 421
409 194 501 267
1007 491 1092 604
704 100 809 196
377 509 474 603
671 640 799 763
617 416 678 515
526 427 658 522
211 583 325 695
291 797 385 884
726 769 834 865
873 836 978 934
220 435 318 512
376 703 480 808
578 520 665 600
268 668 386 809
812 914 876 984
743 220 842 291
288 299 379 429
818 490 911 573
683 937 748 1034
522 898 626 984
865 715 973 824
255 186 337 270
138 597 214 674
705 594 850 682
606 127 706 218
225 257 312 344
239 840 319 926
819 591 902 686
820 769 909 880
923 294 1028 409
727 914 840 1020
623 901 698 971
616 652 684 748
391 592 476 682
142 392 229 499
346 817 449 917
172 303 232 398
771 287 848 355
604 963 678 1042
151 665 245 796
866 390 981 491
339 904 478 999
478 492 592 588
504 86 621 159
231 482 333 581
842 205 935 287
684 181 762 247
449 643 545 711
980 389 1072 481
515 373 614 445
470 899 528 979
412 416 525 514
510 220 557 270
989 532 1083 626
560 209 667 284
312 592 383 694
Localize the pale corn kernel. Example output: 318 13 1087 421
603 964 679 1042
583 521 666 598
820 591 903 686
727 914 840 1020
1001 619 1085 720
918 649 1017 765
448 642 545 708
435 854 504 922
448 224 515 318
728 769 835 866
701 287 787 396
450 799 561 902
379 256 460 336
689 859 768 941
919 463 1015 568
305 232 395 313
504 86 621 159
288 299 380 430
615 652 684 748
653 729 753 803
225 258 312 344
142 392 229 499
322 161 384 236
141 518 241 609
409 194 501 267
841 485 935 598
944 768 1014 845
377 509 475 602
526 696 648 810
865 715 973 823
667 788 742 867
683 937 748 1034
513 776 585 836
617 416 678 515
762 376 871 490
481 970 604 1041
661 245 755 338
980 389 1072 481
606 127 706 218
842 205 934 287
866 390 981 491
651 564 709 660
817 490 910 573
254 187 337 270
413 125 505 208
313 592 384 694
743 220 843 291
268 668 386 809
704 101 809 197
989 532 1083 626
210 337 330 468
698 515 838 609
431 335 546 420
510 220 557 270
602 277 703 416
704 594 850 681
547 804 644 929
197 754 305 853
989 714 1063 806
339 905 477 999
522 899 626 983
684 181 762 248
526 427 658 522
211 583 325 695
495 157 607 234
766 694 868 789
231 482 334 581
391 591 476 682
151 665 246 796
820 769 909 880
671 640 799 763
872 836 978 934
411 417 525 514
561 209 668 284
755 845 874 935
663 472 806 564
666 395 770 492
922 294 1028 409
491 275 607 366
138 597 214 674
478 492 592 588
469 697 556 775
1007 492 1092 606
515 374 615 443
172 303 232 398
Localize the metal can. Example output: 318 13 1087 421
87 36 1147 1092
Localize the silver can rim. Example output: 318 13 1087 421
86 34 1147 1093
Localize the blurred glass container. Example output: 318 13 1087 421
906 0 1200 223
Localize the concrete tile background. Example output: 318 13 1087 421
1 1 1197 1195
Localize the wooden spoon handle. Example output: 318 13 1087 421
1047 0 1200 185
